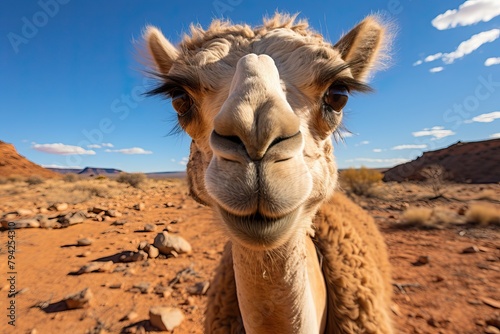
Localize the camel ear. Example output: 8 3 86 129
334 16 387 80
144 26 178 74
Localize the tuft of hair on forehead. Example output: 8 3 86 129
180 12 324 52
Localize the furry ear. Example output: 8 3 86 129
334 16 387 80
144 26 178 74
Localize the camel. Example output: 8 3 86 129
144 13 393 333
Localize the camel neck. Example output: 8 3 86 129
231 233 327 334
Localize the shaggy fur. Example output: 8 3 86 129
205 192 392 333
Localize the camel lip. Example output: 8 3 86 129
217 206 301 249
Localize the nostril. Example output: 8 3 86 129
213 131 244 146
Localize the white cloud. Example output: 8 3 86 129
346 158 410 165
355 140 370 146
32 143 96 155
485 57 500 66
42 164 82 169
105 147 152 154
373 148 383 153
432 0 500 30
102 143 114 148
392 144 428 150
413 60 423 66
179 157 189 166
333 130 354 141
425 53 443 62
467 111 500 123
430 67 444 73
490 133 500 139
443 29 500 64
412 126 456 140
170 158 176 162
87 144 101 149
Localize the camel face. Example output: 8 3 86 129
205 53 314 249
145 14 386 250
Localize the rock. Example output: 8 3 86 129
131 282 152 294
153 232 192 255
149 307 184 331
16 208 34 216
123 311 138 322
77 238 93 246
105 209 122 217
1 219 40 229
144 223 157 232
164 202 176 208
108 282 123 289
187 281 210 295
119 251 148 263
133 203 145 211
482 297 500 309
91 207 107 214
112 220 128 226
486 326 500 334
486 316 500 329
75 261 113 275
412 255 429 266
146 245 159 259
77 251 92 258
2 213 18 221
138 241 149 250
153 285 172 298
64 288 93 309
462 246 480 254
38 207 48 214
59 211 87 226
457 206 467 215
49 203 68 212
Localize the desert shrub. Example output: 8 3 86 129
95 175 107 180
26 175 45 185
116 173 147 188
400 207 432 228
7 175 24 183
466 204 500 226
63 173 81 182
419 165 448 198
399 206 459 229
340 167 383 196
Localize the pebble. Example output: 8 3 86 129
108 283 123 289
106 209 122 217
75 261 113 275
91 207 107 214
131 282 152 294
413 255 429 266
124 311 138 321
119 251 147 263
133 203 145 211
1 219 40 229
16 208 34 216
144 223 157 232
64 288 93 309
462 246 480 254
147 245 159 259
50 203 68 212
482 297 500 309
77 238 93 246
153 232 192 255
486 326 500 334
149 307 184 331
187 281 210 295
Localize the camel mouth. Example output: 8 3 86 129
218 206 301 249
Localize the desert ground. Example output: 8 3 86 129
0 175 499 334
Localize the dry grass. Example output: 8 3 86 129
340 167 383 197
466 204 500 226
116 173 147 189
63 173 82 182
398 206 460 229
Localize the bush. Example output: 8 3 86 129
26 175 45 185
63 173 81 182
466 204 500 226
116 173 147 188
340 167 383 196
95 175 107 180
399 206 458 229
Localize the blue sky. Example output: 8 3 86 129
1 0 499 173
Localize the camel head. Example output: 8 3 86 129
145 14 388 250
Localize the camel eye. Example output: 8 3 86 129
171 89 194 116
323 85 349 113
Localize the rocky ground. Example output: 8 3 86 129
0 177 499 334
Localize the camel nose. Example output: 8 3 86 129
212 54 301 161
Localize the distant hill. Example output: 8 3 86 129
46 167 82 174
0 140 60 178
78 167 123 176
146 171 187 179
383 138 500 184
